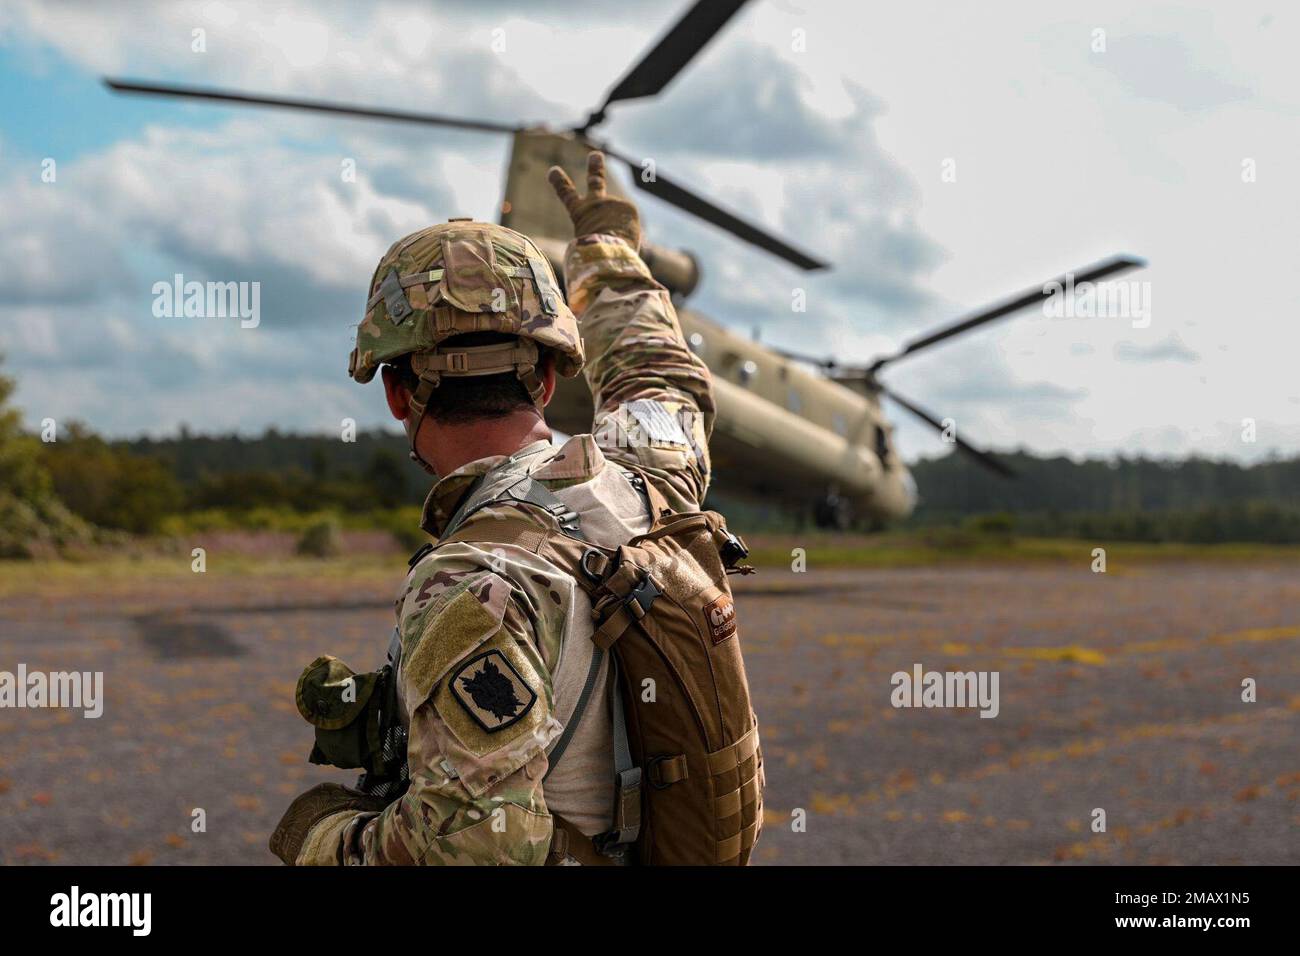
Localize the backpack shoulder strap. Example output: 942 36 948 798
619 464 674 523
432 467 652 863
439 474 586 546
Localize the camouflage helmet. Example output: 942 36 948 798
349 218 584 401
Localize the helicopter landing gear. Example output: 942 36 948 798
813 490 854 530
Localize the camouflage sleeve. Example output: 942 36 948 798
341 559 563 865
565 233 716 509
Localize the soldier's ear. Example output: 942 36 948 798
381 366 412 422
539 353 558 408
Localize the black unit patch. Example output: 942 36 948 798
450 649 537 733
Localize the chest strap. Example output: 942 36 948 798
440 474 585 543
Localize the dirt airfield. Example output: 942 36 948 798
2 549 1297 865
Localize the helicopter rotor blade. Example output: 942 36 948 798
879 385 1017 479
869 253 1147 373
104 78 522 134
598 143 828 271
578 0 750 132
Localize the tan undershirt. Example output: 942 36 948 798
540 462 651 836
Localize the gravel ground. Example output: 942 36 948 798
1 559 1296 865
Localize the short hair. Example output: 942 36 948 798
388 332 544 425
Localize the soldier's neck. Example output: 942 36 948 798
423 411 552 478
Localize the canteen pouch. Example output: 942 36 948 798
295 655 387 773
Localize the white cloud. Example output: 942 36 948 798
0 0 1296 466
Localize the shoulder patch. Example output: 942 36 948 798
450 649 538 732
627 398 690 447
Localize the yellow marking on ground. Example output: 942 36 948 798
938 642 1107 665
1118 625 1300 656
819 631 932 647
932 626 1297 667
1209 625 1300 645
855 707 1295 807
810 792 855 816
1005 646 1107 664
1121 638 1190 655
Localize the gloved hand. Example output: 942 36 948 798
269 782 388 865
548 151 642 250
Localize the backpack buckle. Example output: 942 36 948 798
624 574 661 619
719 531 749 567
580 548 608 583
546 503 582 536
594 766 642 854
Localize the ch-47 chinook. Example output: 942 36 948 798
105 0 1144 528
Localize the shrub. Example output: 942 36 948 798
296 518 343 557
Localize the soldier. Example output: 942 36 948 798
270 152 715 865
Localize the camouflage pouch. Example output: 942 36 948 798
432 235 510 314
295 655 386 772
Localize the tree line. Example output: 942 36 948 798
3 347 1297 550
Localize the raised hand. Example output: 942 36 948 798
547 150 642 249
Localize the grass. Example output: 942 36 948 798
3 532 1297 599
0 551 408 600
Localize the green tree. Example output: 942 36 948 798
39 422 184 534
0 357 93 557
365 447 409 509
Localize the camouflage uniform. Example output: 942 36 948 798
324 233 714 865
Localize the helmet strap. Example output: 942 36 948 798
401 339 546 474
405 370 441 475
516 364 546 406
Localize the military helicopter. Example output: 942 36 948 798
105 0 1144 528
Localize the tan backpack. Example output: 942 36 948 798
440 466 763 866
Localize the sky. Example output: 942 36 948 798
0 0 1296 464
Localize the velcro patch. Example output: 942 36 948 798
450 649 538 733
627 399 690 447
403 583 504 704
